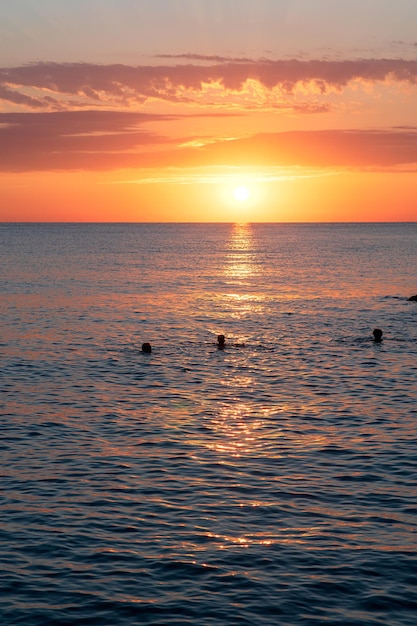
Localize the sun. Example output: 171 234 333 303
233 185 250 202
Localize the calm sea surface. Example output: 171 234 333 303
1 223 417 625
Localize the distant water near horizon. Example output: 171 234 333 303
1 222 417 625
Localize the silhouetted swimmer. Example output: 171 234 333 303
372 328 383 343
215 334 245 349
141 342 152 353
408 295 417 302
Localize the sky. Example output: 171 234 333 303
1 0 417 222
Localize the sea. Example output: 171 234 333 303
1 222 416 626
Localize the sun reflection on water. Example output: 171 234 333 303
225 292 266 319
205 402 276 457
224 223 259 284
221 222 268 324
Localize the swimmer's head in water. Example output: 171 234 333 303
217 334 225 346
372 328 383 342
142 342 152 353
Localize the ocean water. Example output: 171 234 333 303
1 222 416 626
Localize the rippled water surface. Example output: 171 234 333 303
1 223 417 625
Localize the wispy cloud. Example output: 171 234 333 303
110 167 335 186
166 129 417 170
155 53 258 63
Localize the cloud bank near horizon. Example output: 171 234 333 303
1 110 417 173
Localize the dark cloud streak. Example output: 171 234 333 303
1 110 416 172
0 110 176 172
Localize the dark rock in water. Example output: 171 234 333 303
408 295 417 301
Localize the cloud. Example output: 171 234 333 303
0 110 176 171
155 53 257 63
0 84 45 108
1 109 416 172
115 167 332 186
156 129 417 170
1 58 417 111
205 129 417 168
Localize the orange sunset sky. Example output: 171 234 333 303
1 0 417 222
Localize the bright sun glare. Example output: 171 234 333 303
233 186 250 202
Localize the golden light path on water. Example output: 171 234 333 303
216 222 270 453
224 223 257 283
194 222 346 551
